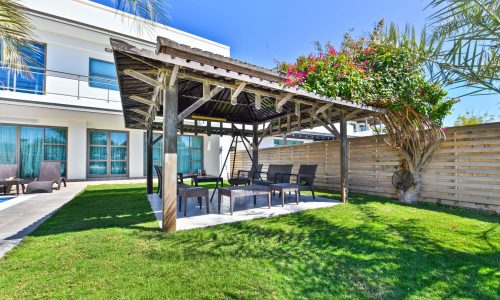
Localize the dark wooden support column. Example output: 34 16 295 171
252 123 259 166
340 111 349 203
146 128 154 194
162 82 178 232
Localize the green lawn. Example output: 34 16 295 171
0 184 498 299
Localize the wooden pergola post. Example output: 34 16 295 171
252 122 259 166
340 111 349 203
146 128 154 194
162 82 178 232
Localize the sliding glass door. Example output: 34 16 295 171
0 124 67 178
143 134 204 175
88 130 128 177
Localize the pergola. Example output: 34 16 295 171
111 37 385 232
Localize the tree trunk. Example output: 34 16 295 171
399 173 420 204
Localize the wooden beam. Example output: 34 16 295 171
340 111 349 203
131 108 151 118
231 82 246 105
130 117 148 126
162 82 178 232
177 84 223 122
345 109 363 120
315 103 333 115
254 94 262 110
124 69 164 88
316 115 340 139
130 95 154 106
287 115 291 133
276 93 293 113
295 102 300 116
258 122 271 145
168 65 180 88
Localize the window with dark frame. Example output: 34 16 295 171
89 58 119 91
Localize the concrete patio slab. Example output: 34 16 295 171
148 190 341 231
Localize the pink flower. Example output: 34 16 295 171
327 45 338 56
339 73 345 77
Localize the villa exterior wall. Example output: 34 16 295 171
0 0 227 181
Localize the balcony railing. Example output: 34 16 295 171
0 65 120 103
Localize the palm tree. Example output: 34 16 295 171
382 1 499 97
427 0 499 96
0 0 167 74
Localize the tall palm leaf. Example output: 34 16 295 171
0 0 167 74
426 0 499 96
0 0 35 73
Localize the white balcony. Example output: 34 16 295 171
0 66 122 111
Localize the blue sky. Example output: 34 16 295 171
93 0 498 126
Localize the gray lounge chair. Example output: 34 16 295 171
26 181 54 194
31 161 67 192
253 164 293 186
0 164 18 194
228 163 263 186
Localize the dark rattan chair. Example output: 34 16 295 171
253 164 293 186
292 164 318 199
228 164 263 186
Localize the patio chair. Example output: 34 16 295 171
33 161 66 190
154 165 163 198
26 181 54 194
291 164 318 199
0 164 18 194
253 164 293 186
228 163 263 186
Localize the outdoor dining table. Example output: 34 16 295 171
0 178 25 195
194 175 224 187
177 173 224 187
217 185 272 215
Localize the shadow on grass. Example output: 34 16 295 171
26 183 499 298
151 202 499 299
30 185 159 236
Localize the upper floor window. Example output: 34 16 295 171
0 42 46 95
89 58 119 91
358 123 367 132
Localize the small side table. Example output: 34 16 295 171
270 183 299 206
0 178 25 195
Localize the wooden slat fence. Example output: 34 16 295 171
231 122 500 214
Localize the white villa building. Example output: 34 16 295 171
0 0 231 181
0 0 378 181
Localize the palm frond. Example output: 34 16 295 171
426 0 500 96
113 0 169 36
0 0 36 74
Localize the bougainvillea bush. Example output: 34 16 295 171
281 21 456 126
281 20 458 203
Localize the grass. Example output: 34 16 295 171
0 184 498 299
